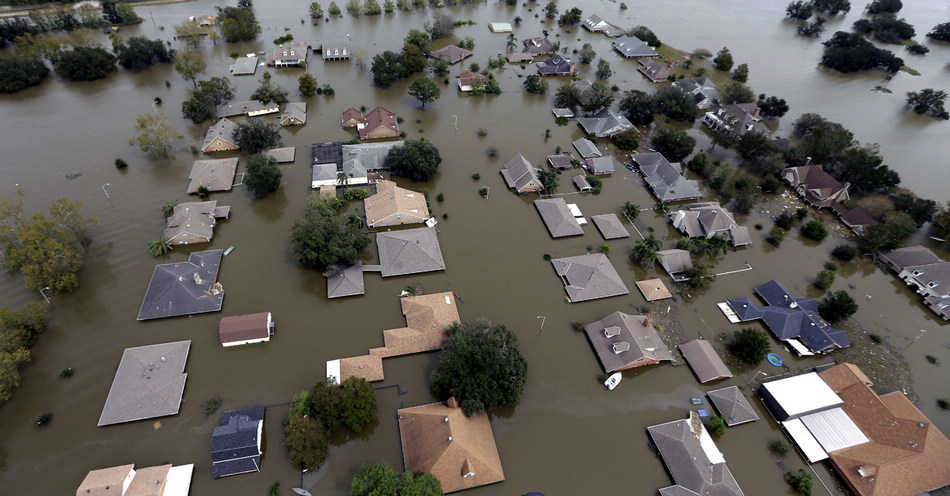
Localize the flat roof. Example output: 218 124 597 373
782 418 829 462
761 372 843 420
799 407 869 453
98 341 191 426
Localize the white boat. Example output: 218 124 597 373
604 372 622 390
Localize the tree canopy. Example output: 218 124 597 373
927 22 950 42
115 36 173 70
653 85 699 122
350 462 442 496
216 5 261 42
385 139 441 182
290 195 371 270
729 328 771 365
128 112 182 159
619 89 656 126
650 127 696 162
250 80 289 105
821 31 903 73
713 47 734 71
0 303 50 404
244 154 282 199
430 319 528 416
818 290 858 323
174 48 206 87
407 77 440 108
234 119 281 154
53 46 116 81
906 88 949 119
0 56 49 93
523 74 548 95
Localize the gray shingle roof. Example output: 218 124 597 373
572 138 602 158
326 262 365 298
137 250 225 320
576 110 633 138
187 158 238 194
679 339 732 383
647 413 745 496
501 154 543 193
215 100 278 118
375 227 445 277
534 198 584 238
669 202 751 246
537 54 573 75
583 311 672 372
590 214 629 239
201 118 239 151
657 249 693 276
229 56 258 75
551 253 629 302
212 406 265 478
280 102 307 125
573 175 592 191
707 386 760 426
586 156 616 175
632 152 702 202
98 340 191 426
612 36 658 58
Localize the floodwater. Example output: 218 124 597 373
1 0 949 494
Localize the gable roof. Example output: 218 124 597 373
657 249 693 277
163 200 227 246
547 154 573 169
590 214 629 239
98 341 191 426
572 138 602 158
341 108 363 127
679 339 732 383
638 58 670 83
707 386 759 426
782 164 850 208
187 158 238 194
537 54 574 75
280 102 307 125
632 152 703 202
365 180 429 228
573 174 592 191
522 36 556 55
704 103 768 136
669 201 751 246
576 110 633 138
136 250 225 320
375 227 445 277
398 399 504 493
551 253 629 302
819 363 950 496
268 41 308 65
372 292 461 357
212 406 265 478
219 312 271 345
582 14 623 36
612 35 658 58
215 100 278 118
501 154 544 193
326 262 365 298
648 412 745 496
76 464 135 496
534 198 584 238
77 463 194 496
201 118 239 151
359 106 400 139
586 155 616 174
431 44 473 64
583 311 672 372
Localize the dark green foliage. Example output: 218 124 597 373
579 81 615 113
283 412 328 470
709 415 728 436
59 367 74 378
371 50 413 87
235 119 281 154
650 127 696 162
757 94 790 119
216 5 261 42
115 36 173 70
801 220 828 241
202 395 222 416
814 270 835 290
821 31 903 73
890 191 937 226
730 63 749 82
181 77 235 123
906 43 929 54
686 152 715 178
619 89 656 126
595 58 612 80
767 227 786 246
760 176 782 193
429 56 449 77
0 303 50 404
181 97 213 123
523 74 548 95
721 81 756 104
775 211 798 230
557 7 583 26
813 0 850 15
578 43 596 64
350 462 443 496
537 169 558 194
927 22 950 42
338 377 377 432
244 154 282 199
818 290 859 323
32 412 52 426
298 72 318 96
0 18 41 47
869 333 883 343
867 0 901 14
685 263 715 288
407 77 440 108
938 398 950 410
824 261 838 271
268 481 280 496
713 47 733 71
385 139 441 181
543 1 558 18
343 188 370 201
730 176 760 214
0 56 49 93
54 46 116 81
798 18 827 37
926 355 938 365
730 328 771 365
786 0 814 20
786 469 814 496
250 80 289 105
430 320 528 417
861 212 916 253
629 26 661 47
586 174 602 194
613 129 639 151
905 89 949 119
289 195 371 270
853 14 914 43
737 132 777 163
654 85 699 122
770 440 792 456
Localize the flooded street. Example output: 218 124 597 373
2 0 949 494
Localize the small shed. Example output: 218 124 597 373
219 312 273 347
552 108 574 118
636 278 672 301
489 22 513 32
573 175 592 192
679 339 732 383
707 386 760 426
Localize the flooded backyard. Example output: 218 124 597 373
1 0 950 494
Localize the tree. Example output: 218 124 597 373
629 26 661 47
721 81 756 104
595 58 612 80
283 413 329 470
653 85 699 122
198 76 236 105
362 0 382 15
633 237 658 265
729 328 770 365
0 193 98 293
579 82 614 113
558 7 583 26
404 29 431 56
53 46 116 81
543 1 558 19
798 18 827 38
523 74 548 95
927 22 950 42
328 2 341 15
613 129 639 151
821 31 903 73
346 0 361 16
737 132 776 162
290 195 371 270
819 290 858 323
853 14 915 43
407 77 440 108
0 303 49 404
309 2 324 21
621 201 640 221
815 269 836 290
506 32 518 52
685 263 715 288
429 56 449 77
371 50 406 87
813 0 851 15
832 244 858 261
650 127 696 162
785 0 814 20
234 119 281 154
174 48 206 87
730 63 749 82
250 80 289 105
173 21 205 47
709 415 728 436
115 36 173 70
619 89 655 126
757 94 789 119
216 5 261 42
430 320 528 416
801 219 829 241
298 72 318 96
906 89 949 119
128 113 182 159
350 462 442 496
426 13 454 39
537 169 558 194
0 56 49 93
339 377 377 432
385 139 441 181
244 154 282 199
786 469 814 496
578 43 596 64
713 47 734 71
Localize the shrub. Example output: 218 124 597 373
114 158 128 169
729 328 770 365
869 333 883 344
478 186 489 197
801 220 829 241
824 261 838 271
831 244 858 261
818 290 859 323
202 395 223 416
767 227 785 246
814 270 835 290
770 440 791 456
32 412 53 426
471 173 480 180
927 355 939 365
59 367 74 379
709 415 728 436
244 154 283 199
436 192 444 202
938 398 950 410
343 188 370 201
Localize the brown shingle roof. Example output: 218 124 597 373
636 278 672 301
359 106 400 139
342 108 363 127
398 399 504 493
187 158 238 194
364 180 429 228
819 363 950 496
372 292 460 357
76 464 135 496
679 339 732 383
431 45 473 64
125 465 171 496
219 312 270 345
338 354 384 382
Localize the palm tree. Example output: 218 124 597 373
633 239 658 265
654 202 670 214
148 237 173 256
621 201 640 221
506 33 518 52
643 233 662 251
692 237 711 257
708 234 729 256
337 171 349 185
676 237 693 251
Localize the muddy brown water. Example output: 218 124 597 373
2 0 950 494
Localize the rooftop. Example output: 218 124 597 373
501 154 544 193
648 411 745 496
551 253 629 302
218 312 271 346
534 198 584 238
678 339 732 383
365 180 429 228
707 386 759 426
590 214 629 239
187 158 238 194
374 227 445 277
431 44 473 64
636 278 673 301
137 250 225 320
583 311 673 373
98 341 191 426
326 262 365 298
632 152 703 203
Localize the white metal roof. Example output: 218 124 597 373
782 418 828 462
326 359 341 385
799 407 869 453
786 338 815 356
164 464 195 496
761 372 842 418
697 421 725 465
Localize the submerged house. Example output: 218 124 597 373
137 250 225 320
211 406 265 478
364 180 429 228
280 102 307 126
637 58 669 83
522 36 556 56
632 152 703 202
878 245 950 320
431 44 473 64
76 463 194 496
219 312 274 347
501 154 544 194
163 200 230 246
98 340 191 426
537 54 575 76
457 70 487 92
582 311 672 373
611 35 658 58
668 201 751 247
341 106 400 140
267 41 308 67
782 163 851 209
215 100 279 118
581 14 623 37
656 249 693 281
187 158 238 195
673 76 721 109
576 110 633 138
702 103 769 137
534 198 583 237
321 43 350 60
201 118 239 153
550 253 629 302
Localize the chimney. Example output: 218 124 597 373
447 397 459 409
753 107 761 119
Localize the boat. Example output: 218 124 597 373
604 372 622 390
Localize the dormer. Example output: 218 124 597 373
612 341 630 354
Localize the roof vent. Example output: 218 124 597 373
448 436 453 442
